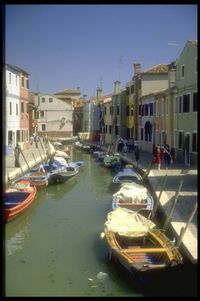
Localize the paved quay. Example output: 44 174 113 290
3 140 56 187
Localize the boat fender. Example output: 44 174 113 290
100 232 105 239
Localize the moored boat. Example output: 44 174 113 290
103 153 121 168
48 164 79 184
112 182 154 218
102 208 183 276
112 168 142 187
3 180 37 222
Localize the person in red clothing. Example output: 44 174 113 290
154 145 161 170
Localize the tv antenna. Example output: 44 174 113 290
118 56 123 81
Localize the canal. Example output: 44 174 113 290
5 147 197 297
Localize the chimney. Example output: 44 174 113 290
83 94 87 102
114 80 121 95
168 62 176 88
133 61 141 76
96 87 102 102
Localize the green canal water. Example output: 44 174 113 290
4 148 197 297
5 148 143 297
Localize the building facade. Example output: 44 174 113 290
5 64 20 154
174 40 198 166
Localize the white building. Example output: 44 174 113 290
5 64 20 154
33 92 73 140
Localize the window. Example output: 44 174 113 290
179 96 182 113
110 106 114 115
182 94 190 113
49 98 53 102
140 128 143 140
9 73 11 84
109 125 112 134
40 111 44 118
115 126 119 135
105 125 107 133
181 65 185 78
9 102 12 115
126 87 129 96
130 105 134 116
178 131 183 149
192 132 197 152
16 103 18 116
21 102 24 113
131 85 134 94
116 105 120 115
42 124 46 131
193 92 197 112
21 77 24 87
104 107 107 115
149 103 153 116
42 97 45 103
126 106 129 116
144 104 148 116
139 105 142 116
174 97 178 113
26 79 29 89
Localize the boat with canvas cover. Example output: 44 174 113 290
102 208 183 275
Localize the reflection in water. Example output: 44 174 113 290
5 188 49 258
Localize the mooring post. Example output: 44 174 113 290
163 179 183 230
154 175 168 214
31 152 37 163
19 148 31 171
176 202 198 248
39 136 46 157
37 145 44 162
142 160 153 182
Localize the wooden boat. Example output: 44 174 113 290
4 180 37 222
48 165 79 184
112 168 142 186
22 171 49 188
112 182 154 218
102 208 183 275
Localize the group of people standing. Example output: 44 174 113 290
153 144 175 170
117 137 140 162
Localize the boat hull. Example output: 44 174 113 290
4 180 37 222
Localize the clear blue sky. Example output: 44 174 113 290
5 4 197 98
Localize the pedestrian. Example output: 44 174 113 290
39 164 45 173
154 145 161 170
35 135 39 148
14 143 21 168
170 147 176 163
134 145 140 162
43 135 48 148
99 132 104 147
163 144 172 169
29 135 34 145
